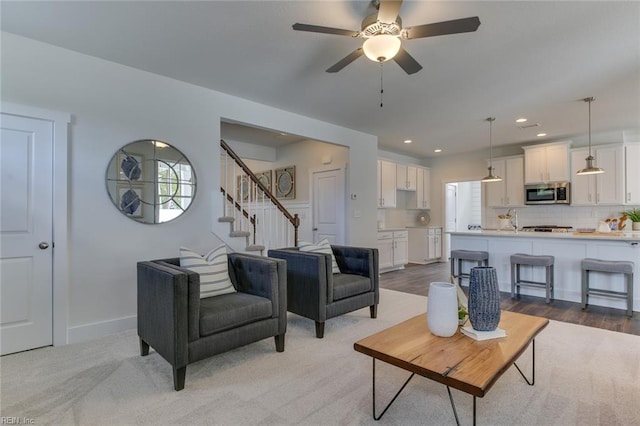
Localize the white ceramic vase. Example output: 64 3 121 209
427 282 459 337
633 222 640 231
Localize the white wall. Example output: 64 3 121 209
1 32 378 343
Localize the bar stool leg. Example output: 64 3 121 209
581 269 589 310
544 265 551 304
450 260 455 282
511 263 516 299
516 264 521 298
626 273 634 317
458 258 463 286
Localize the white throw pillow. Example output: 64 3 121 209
179 245 236 298
299 238 340 274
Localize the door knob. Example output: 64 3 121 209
39 242 49 250
313 227 318 231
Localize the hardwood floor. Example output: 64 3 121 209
379 262 640 336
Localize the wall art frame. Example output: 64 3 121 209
275 166 295 200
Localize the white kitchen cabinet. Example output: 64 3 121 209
377 159 396 208
396 164 417 191
485 156 524 207
570 145 624 205
378 230 408 272
408 227 442 264
625 144 640 204
523 142 570 184
408 166 431 209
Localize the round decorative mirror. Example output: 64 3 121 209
105 139 197 224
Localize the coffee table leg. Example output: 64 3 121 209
513 339 536 386
446 386 475 426
371 358 415 420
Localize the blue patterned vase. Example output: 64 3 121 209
468 266 501 331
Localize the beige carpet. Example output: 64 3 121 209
1 289 639 425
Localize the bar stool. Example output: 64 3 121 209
510 254 555 303
450 250 489 286
581 258 634 317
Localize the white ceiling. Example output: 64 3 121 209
2 1 639 157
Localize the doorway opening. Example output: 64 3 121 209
444 181 482 259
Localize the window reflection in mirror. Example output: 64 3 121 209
105 140 197 224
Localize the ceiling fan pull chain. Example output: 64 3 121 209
380 62 384 108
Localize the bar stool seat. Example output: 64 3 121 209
510 253 555 303
450 249 489 286
582 258 634 317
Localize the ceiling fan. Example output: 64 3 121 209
292 0 480 75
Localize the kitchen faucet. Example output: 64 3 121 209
507 209 519 231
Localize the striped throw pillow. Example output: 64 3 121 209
179 245 236 299
299 238 340 274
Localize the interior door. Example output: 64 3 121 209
1 114 53 355
311 167 345 244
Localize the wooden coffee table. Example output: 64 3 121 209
354 310 549 425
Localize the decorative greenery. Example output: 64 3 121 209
622 208 640 222
458 305 468 320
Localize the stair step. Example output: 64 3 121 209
218 216 235 223
245 245 265 252
230 231 251 238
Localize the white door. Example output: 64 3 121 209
1 114 54 355
312 167 345 244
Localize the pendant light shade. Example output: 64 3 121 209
481 117 502 183
576 97 605 175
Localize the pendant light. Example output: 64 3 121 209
576 97 604 175
481 117 502 183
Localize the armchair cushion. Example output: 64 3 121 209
332 273 373 301
199 292 272 337
179 245 236 298
299 238 340 274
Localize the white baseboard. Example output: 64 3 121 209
67 315 137 344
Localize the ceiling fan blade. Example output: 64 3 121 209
404 16 481 39
292 23 359 37
377 0 403 24
326 48 364 73
393 47 423 74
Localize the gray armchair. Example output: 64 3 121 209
268 245 378 338
137 252 287 390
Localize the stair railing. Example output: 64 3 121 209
220 139 299 249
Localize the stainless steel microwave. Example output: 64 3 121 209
524 182 570 205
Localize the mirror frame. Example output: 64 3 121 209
105 139 197 224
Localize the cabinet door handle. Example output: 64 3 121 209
628 192 632 202
596 193 600 203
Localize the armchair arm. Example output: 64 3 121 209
137 261 193 369
227 253 287 329
267 248 331 322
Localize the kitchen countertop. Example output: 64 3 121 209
448 229 640 242
377 227 407 232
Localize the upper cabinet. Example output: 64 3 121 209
523 142 570 184
625 144 640 204
409 166 431 209
377 159 396 208
570 145 624 206
396 164 417 191
485 156 524 207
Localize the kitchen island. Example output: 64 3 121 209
449 230 639 313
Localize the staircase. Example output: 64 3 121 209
218 139 299 254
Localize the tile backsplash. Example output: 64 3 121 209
485 205 637 230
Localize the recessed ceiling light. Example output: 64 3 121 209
516 118 527 123
537 133 547 137
404 139 412 144
434 149 442 153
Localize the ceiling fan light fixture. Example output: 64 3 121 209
363 34 401 62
